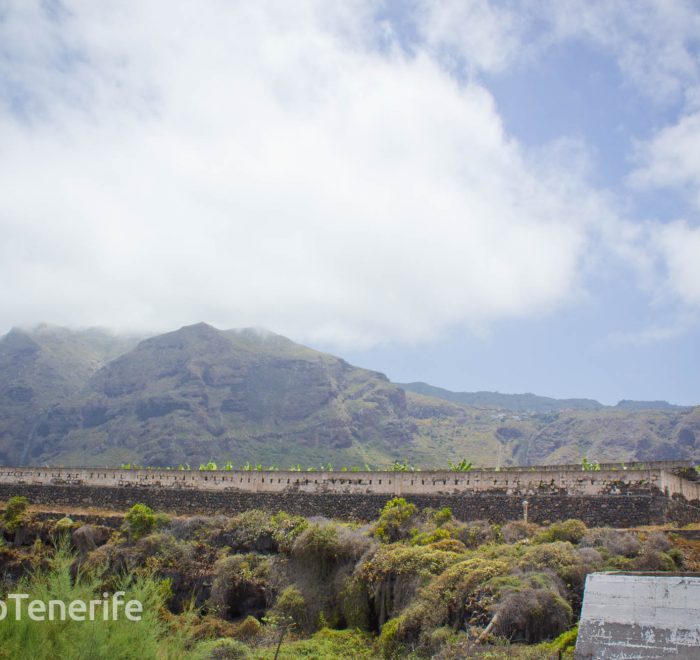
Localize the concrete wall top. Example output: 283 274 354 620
0 463 697 500
576 572 700 659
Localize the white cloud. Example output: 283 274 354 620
417 0 700 105
545 0 700 104
0 1 629 347
654 221 700 306
415 0 531 74
631 111 700 208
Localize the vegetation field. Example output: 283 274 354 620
1 495 697 659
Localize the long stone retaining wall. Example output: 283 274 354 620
0 462 698 526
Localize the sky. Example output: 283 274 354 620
1 1 700 405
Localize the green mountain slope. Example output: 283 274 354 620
0 325 140 465
0 323 697 468
19 323 416 467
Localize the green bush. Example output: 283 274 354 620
273 585 309 631
194 638 251 659
429 538 468 553
633 549 676 571
455 520 498 549
257 627 375 659
378 617 403 659
432 507 453 527
123 503 157 541
0 546 191 659
227 509 277 552
667 547 685 568
3 495 29 532
360 544 464 627
339 574 371 630
397 558 510 644
291 522 371 577
230 615 262 642
411 527 451 546
519 542 585 590
271 511 309 553
374 498 418 543
538 519 588 544
501 520 541 544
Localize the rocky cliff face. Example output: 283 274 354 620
4 323 415 467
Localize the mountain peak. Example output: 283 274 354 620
176 322 220 335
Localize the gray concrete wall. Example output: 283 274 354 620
576 572 700 659
0 464 697 499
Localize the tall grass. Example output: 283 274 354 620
0 545 194 660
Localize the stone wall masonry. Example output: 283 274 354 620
0 463 698 527
0 483 694 527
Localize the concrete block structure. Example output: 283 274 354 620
576 572 700 659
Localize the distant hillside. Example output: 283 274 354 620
397 382 687 413
614 399 685 411
396 382 604 412
0 323 697 468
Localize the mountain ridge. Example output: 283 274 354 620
397 381 688 413
0 323 697 468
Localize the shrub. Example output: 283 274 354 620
52 516 75 540
501 520 540 544
339 574 371 630
271 511 308 554
667 547 685 568
633 549 675 571
3 496 29 532
374 498 418 543
411 527 451 546
397 558 510 643
483 570 565 602
359 544 464 626
576 546 604 569
168 515 227 541
429 538 468 554
455 520 498 549
644 531 672 553
123 503 157 541
432 507 453 527
227 510 277 552
0 546 191 659
538 519 588 544
495 587 572 643
518 542 587 593
579 527 640 558
194 638 251 659
231 615 262 643
260 628 375 659
378 617 403 659
292 522 371 577
209 554 270 620
273 585 309 631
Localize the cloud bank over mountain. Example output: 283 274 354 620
1 1 699 350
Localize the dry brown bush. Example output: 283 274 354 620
495 587 572 643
